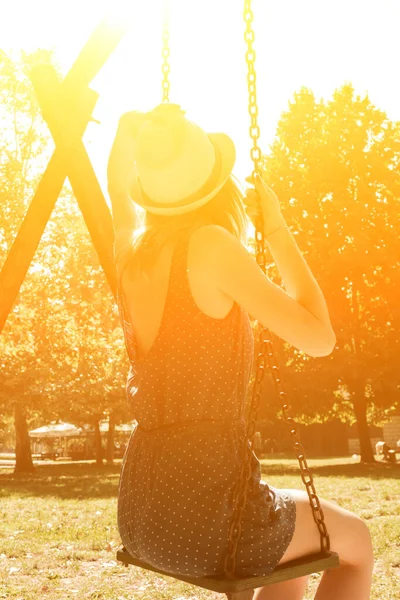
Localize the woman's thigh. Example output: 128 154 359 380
277 488 373 567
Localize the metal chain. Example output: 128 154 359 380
265 341 331 551
224 0 330 578
161 0 171 102
244 2 262 181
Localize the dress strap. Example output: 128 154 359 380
116 226 201 368
117 280 137 366
161 226 202 308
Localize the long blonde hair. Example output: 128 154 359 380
127 175 249 278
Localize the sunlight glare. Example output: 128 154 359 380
105 0 165 26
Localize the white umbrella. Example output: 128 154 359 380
29 422 82 438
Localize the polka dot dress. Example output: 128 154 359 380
116 227 296 578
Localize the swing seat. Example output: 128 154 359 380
116 546 339 594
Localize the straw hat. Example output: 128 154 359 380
125 104 236 215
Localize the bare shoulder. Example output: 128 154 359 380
189 224 335 358
190 224 247 263
188 224 250 290
190 223 242 246
190 224 257 281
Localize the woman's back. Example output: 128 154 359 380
119 226 237 361
119 222 336 364
117 226 254 429
117 226 297 579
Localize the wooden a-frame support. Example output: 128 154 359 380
0 19 127 334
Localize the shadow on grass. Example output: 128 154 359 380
0 461 122 500
260 461 400 480
0 459 399 501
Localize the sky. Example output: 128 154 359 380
1 0 400 185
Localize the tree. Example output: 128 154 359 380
261 84 400 462
0 50 131 471
0 49 55 472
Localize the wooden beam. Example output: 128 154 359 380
63 19 127 92
0 91 97 333
0 19 127 334
30 65 117 297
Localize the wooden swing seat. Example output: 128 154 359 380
117 546 339 594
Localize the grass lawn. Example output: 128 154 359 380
0 456 399 599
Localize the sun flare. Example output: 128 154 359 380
1 0 400 183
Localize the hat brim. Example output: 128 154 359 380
129 132 236 216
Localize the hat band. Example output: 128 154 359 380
139 140 223 210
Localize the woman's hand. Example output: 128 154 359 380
243 173 287 235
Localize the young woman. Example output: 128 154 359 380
107 103 373 600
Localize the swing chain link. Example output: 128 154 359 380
224 0 330 578
244 1 262 178
161 0 171 102
266 340 331 551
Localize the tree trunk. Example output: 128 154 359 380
349 279 375 463
13 402 34 474
353 398 375 463
94 420 103 466
106 412 115 465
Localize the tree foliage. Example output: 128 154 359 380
0 50 131 471
260 84 400 461
2 49 400 468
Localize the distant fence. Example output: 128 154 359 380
383 416 400 449
348 437 382 455
348 415 400 454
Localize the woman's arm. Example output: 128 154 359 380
107 114 142 269
191 225 336 358
107 117 138 230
